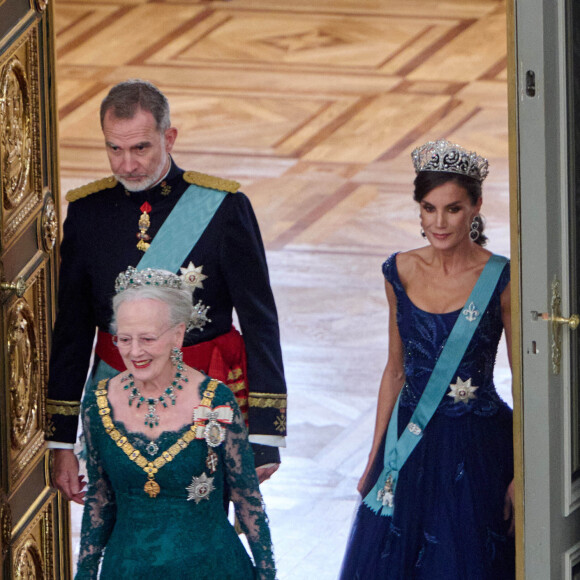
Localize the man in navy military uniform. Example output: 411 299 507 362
47 79 287 503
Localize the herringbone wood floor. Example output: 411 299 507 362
55 0 510 576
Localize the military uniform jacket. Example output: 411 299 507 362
46 160 286 464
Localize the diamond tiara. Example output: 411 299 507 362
411 139 489 183
115 266 183 294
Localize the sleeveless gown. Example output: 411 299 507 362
340 253 515 579
75 376 275 579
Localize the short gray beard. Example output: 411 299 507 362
116 152 169 193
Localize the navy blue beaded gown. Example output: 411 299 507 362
340 253 514 580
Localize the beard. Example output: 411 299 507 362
116 152 169 192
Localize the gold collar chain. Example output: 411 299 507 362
96 378 220 498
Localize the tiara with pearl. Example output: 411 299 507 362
114 266 183 294
411 139 489 183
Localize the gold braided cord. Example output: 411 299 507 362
183 171 240 194
96 378 220 479
66 175 117 202
248 393 287 409
46 399 81 416
229 380 247 394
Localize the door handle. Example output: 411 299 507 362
535 278 579 374
546 314 580 330
0 277 27 297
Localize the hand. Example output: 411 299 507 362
503 479 515 536
357 458 375 496
52 449 86 504
256 463 279 484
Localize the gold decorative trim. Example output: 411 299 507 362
249 393 287 409
183 171 240 193
40 193 57 251
66 175 117 202
34 0 48 12
1 57 31 210
8 298 39 450
11 499 53 579
46 400 80 416
1 27 43 247
0 490 11 560
14 538 43 578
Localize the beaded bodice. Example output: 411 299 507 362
383 253 511 417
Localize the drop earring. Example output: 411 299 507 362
469 217 480 242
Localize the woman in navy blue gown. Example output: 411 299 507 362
340 139 515 579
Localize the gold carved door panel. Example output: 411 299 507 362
0 1 68 578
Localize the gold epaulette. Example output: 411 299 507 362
183 171 240 194
66 176 118 202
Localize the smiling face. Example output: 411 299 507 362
419 181 482 250
115 298 185 384
102 107 177 192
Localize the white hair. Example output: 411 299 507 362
110 285 194 334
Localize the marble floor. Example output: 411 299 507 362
57 0 511 577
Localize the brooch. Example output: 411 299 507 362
447 376 478 404
180 262 208 290
193 405 233 448
186 473 215 504
377 474 394 507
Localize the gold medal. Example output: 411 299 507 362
137 201 152 251
144 478 161 498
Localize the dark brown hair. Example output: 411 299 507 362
100 79 170 132
413 171 487 246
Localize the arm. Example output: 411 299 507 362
357 279 406 495
223 397 276 580
47 201 98 446
75 401 116 579
221 193 287 467
500 281 515 535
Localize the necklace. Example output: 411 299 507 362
124 364 188 428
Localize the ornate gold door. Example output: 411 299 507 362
0 1 68 578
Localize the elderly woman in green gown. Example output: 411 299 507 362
75 267 276 579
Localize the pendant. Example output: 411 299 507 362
447 376 478 404
204 420 226 448
206 449 218 473
145 441 159 456
186 473 215 504
144 402 160 428
137 201 152 252
144 478 161 498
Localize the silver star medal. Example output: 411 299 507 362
186 473 215 504
447 377 478 404
180 262 211 331
180 262 207 290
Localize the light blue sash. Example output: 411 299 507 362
137 184 227 272
364 254 508 516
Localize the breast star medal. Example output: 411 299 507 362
186 473 215 504
447 376 478 404
136 201 152 251
180 262 208 290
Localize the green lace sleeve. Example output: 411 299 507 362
222 390 277 580
74 391 117 579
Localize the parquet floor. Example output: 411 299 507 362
55 0 510 577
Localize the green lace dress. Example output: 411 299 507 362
75 376 276 579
